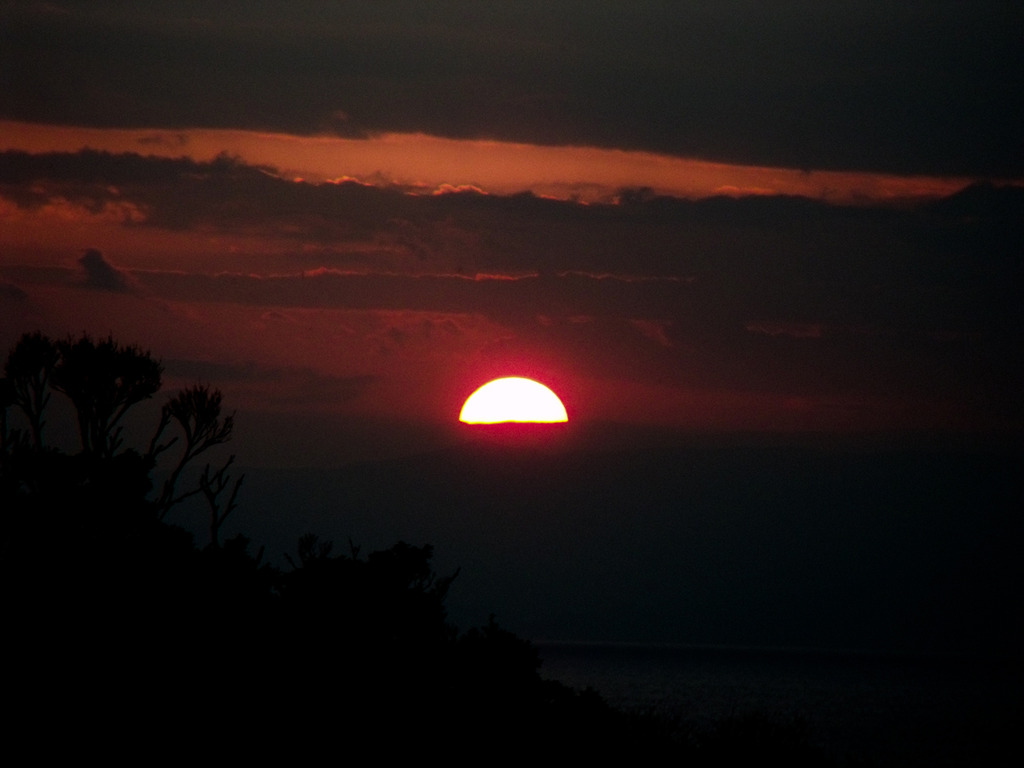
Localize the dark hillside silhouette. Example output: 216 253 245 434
1 335 270 719
2 330 728 761
6 331 1014 763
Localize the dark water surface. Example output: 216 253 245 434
537 643 1020 766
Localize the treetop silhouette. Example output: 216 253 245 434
1 331 240 545
51 334 162 458
2 331 59 451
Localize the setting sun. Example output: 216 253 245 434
459 377 568 424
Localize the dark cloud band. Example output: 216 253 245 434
2 2 1021 176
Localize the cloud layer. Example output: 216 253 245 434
2 2 1021 176
2 149 1021 432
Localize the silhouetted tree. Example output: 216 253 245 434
198 456 244 547
2 331 58 449
1 333 241 541
51 334 162 457
1 332 272 727
280 536 459 652
149 383 242 544
287 531 336 567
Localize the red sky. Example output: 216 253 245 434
3 2 1023 661
3 141 1018 460
2 3 1022 463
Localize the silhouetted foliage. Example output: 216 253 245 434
51 334 162 457
2 331 58 449
1 329 840 761
457 613 541 696
151 385 235 511
0 332 241 546
278 536 458 660
1 331 266 715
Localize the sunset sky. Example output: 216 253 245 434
2 1 1022 461
2 1 1023 656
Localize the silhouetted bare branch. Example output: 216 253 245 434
200 454 244 547
153 384 236 519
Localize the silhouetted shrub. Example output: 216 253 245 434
1 330 837 761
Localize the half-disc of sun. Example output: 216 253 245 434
459 377 568 424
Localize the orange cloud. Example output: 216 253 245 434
0 120 984 205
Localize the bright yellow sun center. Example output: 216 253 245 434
459 377 568 424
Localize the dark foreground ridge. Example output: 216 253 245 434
2 331 839 763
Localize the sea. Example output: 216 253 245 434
536 642 1020 767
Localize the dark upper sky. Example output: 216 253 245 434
3 0 1022 176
